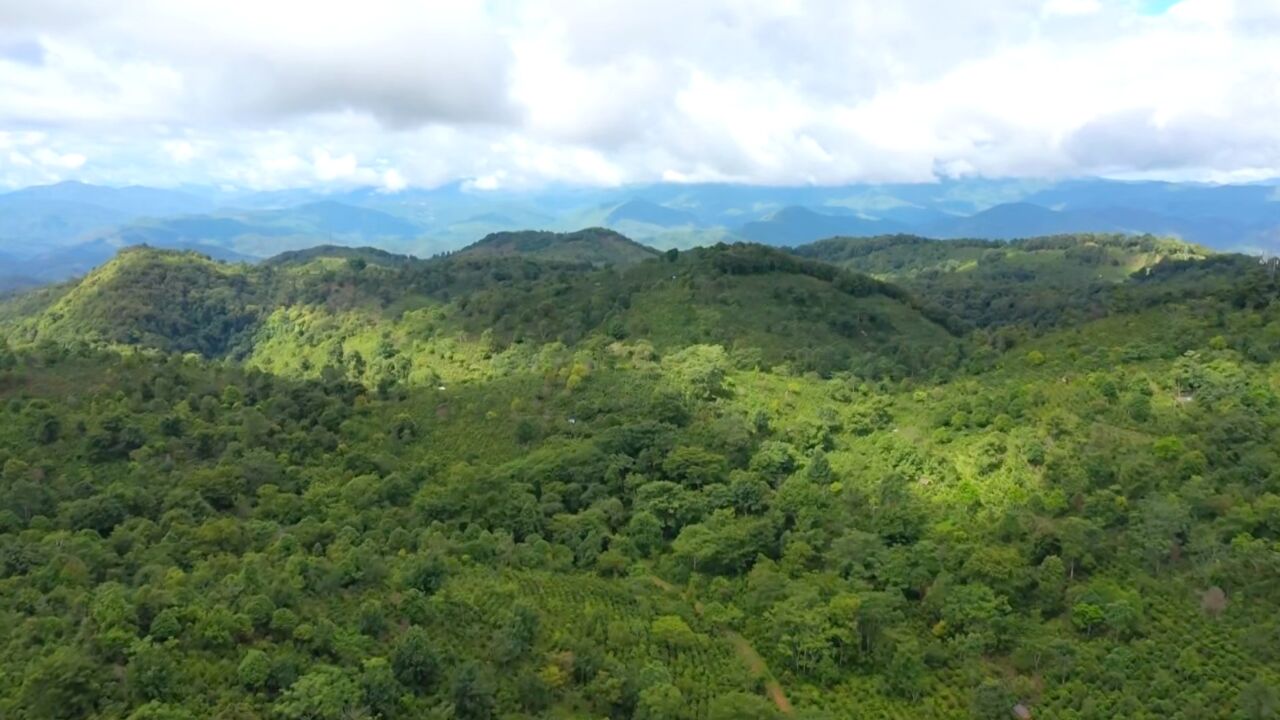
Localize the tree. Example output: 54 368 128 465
935 582 1007 644
237 649 272 691
885 639 927 700
635 683 687 720
805 451 833 483
962 546 1030 599
493 604 540 665
765 589 835 676
20 647 105 720
391 627 440 692
1240 679 1279 720
33 411 61 444
400 552 448 594
970 678 1013 719
451 661 497 720
0 339 15 370
125 702 196 720
626 510 665 557
91 581 139 659
148 609 182 640
651 615 699 653
708 692 781 720
663 445 728 487
360 657 400 718
672 510 774 575
128 640 180 703
1131 494 1190 574
663 344 730 400
853 591 905 661
272 667 363 720
1057 516 1102 580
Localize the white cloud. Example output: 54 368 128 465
31 147 86 169
380 168 407 193
0 0 1277 189
1042 0 1102 16
312 149 359 182
163 140 197 164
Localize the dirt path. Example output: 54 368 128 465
725 630 794 715
649 576 676 593
647 575 794 716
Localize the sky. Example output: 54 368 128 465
0 0 1277 191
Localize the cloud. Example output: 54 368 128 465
1043 0 1102 16
32 147 86 169
0 0 514 128
1063 109 1280 179
312 150 359 182
0 0 1277 189
163 140 197 164
380 169 407 193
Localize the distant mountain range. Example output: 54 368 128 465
604 199 702 228
2 177 1278 285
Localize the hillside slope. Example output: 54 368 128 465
1 248 262 356
795 233 1209 329
449 243 960 375
738 206 904 246
605 199 702 227
0 240 960 380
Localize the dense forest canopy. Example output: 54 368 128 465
1 229 1279 719
794 233 1213 331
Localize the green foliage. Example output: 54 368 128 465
238 649 272 690
272 667 362 720
391 627 441 693
707 691 782 719
1 234 1279 719
450 661 498 720
796 232 1208 333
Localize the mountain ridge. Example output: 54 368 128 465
454 227 662 266
7 176 1280 286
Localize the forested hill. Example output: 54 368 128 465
793 233 1215 331
452 227 661 266
794 233 1206 278
2 231 1280 719
264 245 418 269
0 240 962 378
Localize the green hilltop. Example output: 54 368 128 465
453 227 662 266
1 237 962 380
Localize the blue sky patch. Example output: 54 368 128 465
1140 0 1183 15
0 39 45 67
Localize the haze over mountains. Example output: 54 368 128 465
3 176 1279 290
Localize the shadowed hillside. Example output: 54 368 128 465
1 239 961 378
795 233 1210 330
